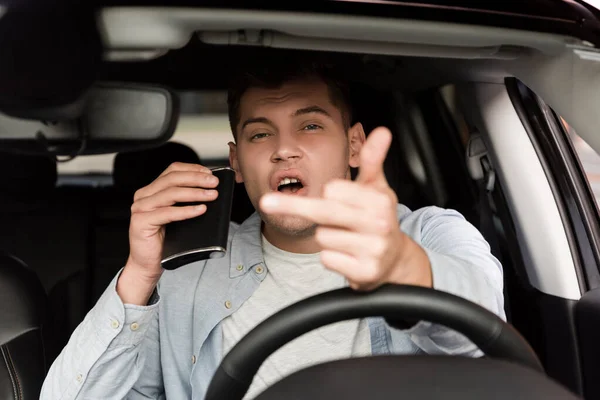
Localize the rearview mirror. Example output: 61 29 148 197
0 82 179 156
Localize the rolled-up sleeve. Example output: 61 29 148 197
388 205 505 357
40 270 164 400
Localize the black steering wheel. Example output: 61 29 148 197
205 284 545 400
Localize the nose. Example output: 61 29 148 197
271 131 303 163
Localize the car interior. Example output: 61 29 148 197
1 2 600 399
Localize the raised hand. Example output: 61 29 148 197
118 162 219 305
260 127 432 291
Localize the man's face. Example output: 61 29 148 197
229 79 365 237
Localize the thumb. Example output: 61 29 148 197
356 126 392 187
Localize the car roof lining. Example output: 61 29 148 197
2 7 590 156
99 7 583 59
97 6 600 155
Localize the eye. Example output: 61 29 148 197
250 133 270 141
303 124 322 131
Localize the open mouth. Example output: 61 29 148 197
277 177 305 194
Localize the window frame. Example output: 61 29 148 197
505 77 600 291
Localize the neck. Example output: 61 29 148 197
261 222 320 254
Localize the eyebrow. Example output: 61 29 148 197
293 105 333 119
240 105 333 131
241 117 273 131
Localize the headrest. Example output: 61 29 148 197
0 151 57 198
0 251 46 346
113 142 202 192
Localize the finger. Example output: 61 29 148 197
135 171 219 201
320 250 381 291
158 162 211 178
356 127 392 188
131 204 207 228
323 180 396 218
132 187 218 213
315 227 387 259
260 194 384 233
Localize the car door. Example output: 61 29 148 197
504 79 600 400
425 78 600 400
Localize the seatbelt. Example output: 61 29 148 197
466 132 511 321
479 158 502 261
466 132 501 260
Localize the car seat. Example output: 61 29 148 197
0 251 47 400
0 151 92 367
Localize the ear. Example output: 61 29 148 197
228 141 244 183
347 122 366 168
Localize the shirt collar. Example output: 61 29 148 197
229 212 265 278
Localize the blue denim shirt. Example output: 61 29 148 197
41 204 505 400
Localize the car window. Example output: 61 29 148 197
560 118 600 213
56 90 232 176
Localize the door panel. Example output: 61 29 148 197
576 288 600 399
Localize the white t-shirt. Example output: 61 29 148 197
221 235 372 400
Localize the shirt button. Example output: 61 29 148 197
76 374 83 383
110 320 119 329
130 322 139 331
236 264 243 271
192 355 196 364
224 300 232 309
255 265 264 274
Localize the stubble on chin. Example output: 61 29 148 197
258 211 317 238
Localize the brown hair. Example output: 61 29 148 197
227 55 353 138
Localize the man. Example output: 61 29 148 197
41 59 504 400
